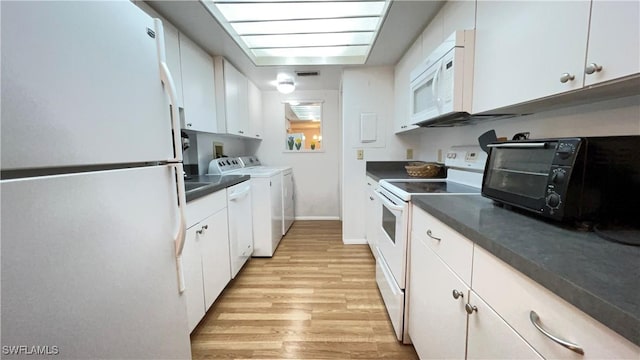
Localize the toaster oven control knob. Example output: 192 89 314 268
546 193 561 208
556 143 575 159
551 171 565 184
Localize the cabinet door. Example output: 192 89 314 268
408 234 467 359
223 61 249 136
248 80 263 139
473 1 591 113
180 35 217 132
183 225 205 332
163 23 184 108
201 208 231 310
394 42 421 133
365 179 380 258
584 0 640 86
467 291 543 360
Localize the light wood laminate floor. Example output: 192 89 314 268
190 220 419 359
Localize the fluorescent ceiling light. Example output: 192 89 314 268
202 0 391 66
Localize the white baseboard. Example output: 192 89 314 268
342 238 367 245
294 216 341 221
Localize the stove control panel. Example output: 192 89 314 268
445 146 487 171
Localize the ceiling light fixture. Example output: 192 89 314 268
276 74 295 94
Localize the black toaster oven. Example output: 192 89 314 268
481 136 640 226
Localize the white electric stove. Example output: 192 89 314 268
374 146 487 343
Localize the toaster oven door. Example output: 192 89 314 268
482 142 559 212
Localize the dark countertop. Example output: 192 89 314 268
366 161 446 182
412 194 640 346
185 174 249 202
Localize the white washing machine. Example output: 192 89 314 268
239 156 294 235
208 158 283 257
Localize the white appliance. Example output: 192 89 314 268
238 156 294 235
410 30 475 127
227 180 254 278
0 2 191 359
208 158 283 257
374 146 487 343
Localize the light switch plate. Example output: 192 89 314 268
357 149 364 160
406 148 413 160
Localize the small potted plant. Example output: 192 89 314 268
310 141 316 150
287 136 294 150
294 138 302 150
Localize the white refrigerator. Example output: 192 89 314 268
1 2 191 359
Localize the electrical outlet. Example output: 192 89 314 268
357 149 364 160
437 149 443 163
406 148 413 160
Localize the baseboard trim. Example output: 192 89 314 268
295 216 341 221
342 238 367 245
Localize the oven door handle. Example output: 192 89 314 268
375 190 405 212
487 142 548 148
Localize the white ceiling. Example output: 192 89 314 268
145 0 444 91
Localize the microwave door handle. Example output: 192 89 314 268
487 142 549 149
432 60 442 108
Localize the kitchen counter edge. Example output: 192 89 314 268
185 174 250 202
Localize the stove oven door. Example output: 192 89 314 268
374 187 409 289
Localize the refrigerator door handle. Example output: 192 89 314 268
155 18 182 163
171 163 187 293
159 61 181 163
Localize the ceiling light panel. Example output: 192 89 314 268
252 45 369 58
215 1 385 22
231 17 380 36
242 32 374 49
202 0 391 66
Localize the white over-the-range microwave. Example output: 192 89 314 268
409 30 475 127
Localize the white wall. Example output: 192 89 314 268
415 95 640 160
341 67 422 244
183 132 249 175
254 90 341 219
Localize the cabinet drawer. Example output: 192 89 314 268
186 189 226 228
411 205 473 284
473 246 639 359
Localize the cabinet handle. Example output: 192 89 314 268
559 73 575 83
196 224 208 235
186 123 192 127
465 303 477 315
452 289 464 300
529 311 584 355
426 229 441 241
369 196 374 201
256 134 260 137
585 63 603 75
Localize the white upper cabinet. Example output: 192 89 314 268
180 35 217 133
394 42 422 133
163 23 184 108
248 80 263 139
584 0 640 86
473 1 591 114
215 57 260 138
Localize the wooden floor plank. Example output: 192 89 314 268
190 220 418 359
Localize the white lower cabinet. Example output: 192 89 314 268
364 176 381 258
466 291 543 359
409 234 468 359
183 190 231 332
408 204 639 359
473 246 639 359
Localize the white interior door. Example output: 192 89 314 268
0 166 191 359
1 1 173 170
